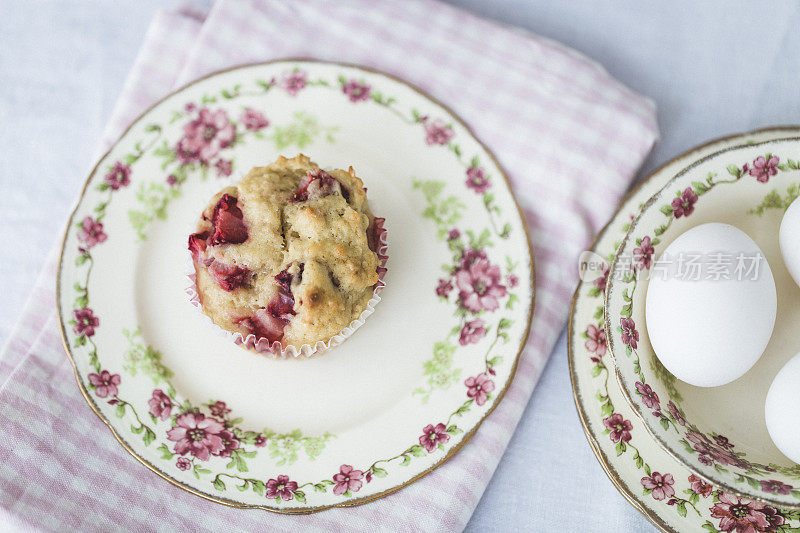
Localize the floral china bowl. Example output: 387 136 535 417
605 138 800 508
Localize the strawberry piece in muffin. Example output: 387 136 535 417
236 309 288 344
293 168 344 202
210 194 248 245
207 261 251 292
188 231 210 262
188 194 251 291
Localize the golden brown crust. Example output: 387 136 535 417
192 154 380 348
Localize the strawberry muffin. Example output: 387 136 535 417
188 154 386 354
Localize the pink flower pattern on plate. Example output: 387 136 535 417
697 454 714 466
77 216 107 248
175 457 191 471
710 492 780 532
686 429 749 470
88 370 120 398
280 70 307 96
459 248 487 269
176 108 236 165
762 506 788 531
464 372 495 406
455 257 507 313
635 381 660 410
760 479 793 495
266 475 298 501
584 324 606 359
424 118 454 146
72 307 99 337
465 166 490 194
208 401 231 418
688 474 713 498
104 161 131 190
459 319 486 346
603 413 632 443
633 236 655 269
667 400 685 426
714 434 735 450
671 187 698 219
216 429 240 458
166 412 225 461
435 278 453 298
593 264 610 294
641 471 675 501
239 108 269 130
214 158 232 177
749 155 779 183
620 317 639 349
419 423 450 453
341 79 371 102
148 389 172 421
333 464 364 495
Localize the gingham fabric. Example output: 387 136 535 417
0 1 658 531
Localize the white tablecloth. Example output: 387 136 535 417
3 1 800 530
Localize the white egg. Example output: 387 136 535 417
645 223 777 387
766 352 800 463
780 196 800 287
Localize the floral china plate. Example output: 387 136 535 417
606 137 800 508
56 61 534 513
570 127 800 532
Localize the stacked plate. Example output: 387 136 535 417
569 127 800 531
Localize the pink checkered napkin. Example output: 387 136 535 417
0 1 657 531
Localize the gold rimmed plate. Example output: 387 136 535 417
57 60 534 512
606 136 800 508
569 127 800 531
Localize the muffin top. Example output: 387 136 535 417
188 154 382 349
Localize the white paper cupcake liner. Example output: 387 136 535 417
185 216 388 359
